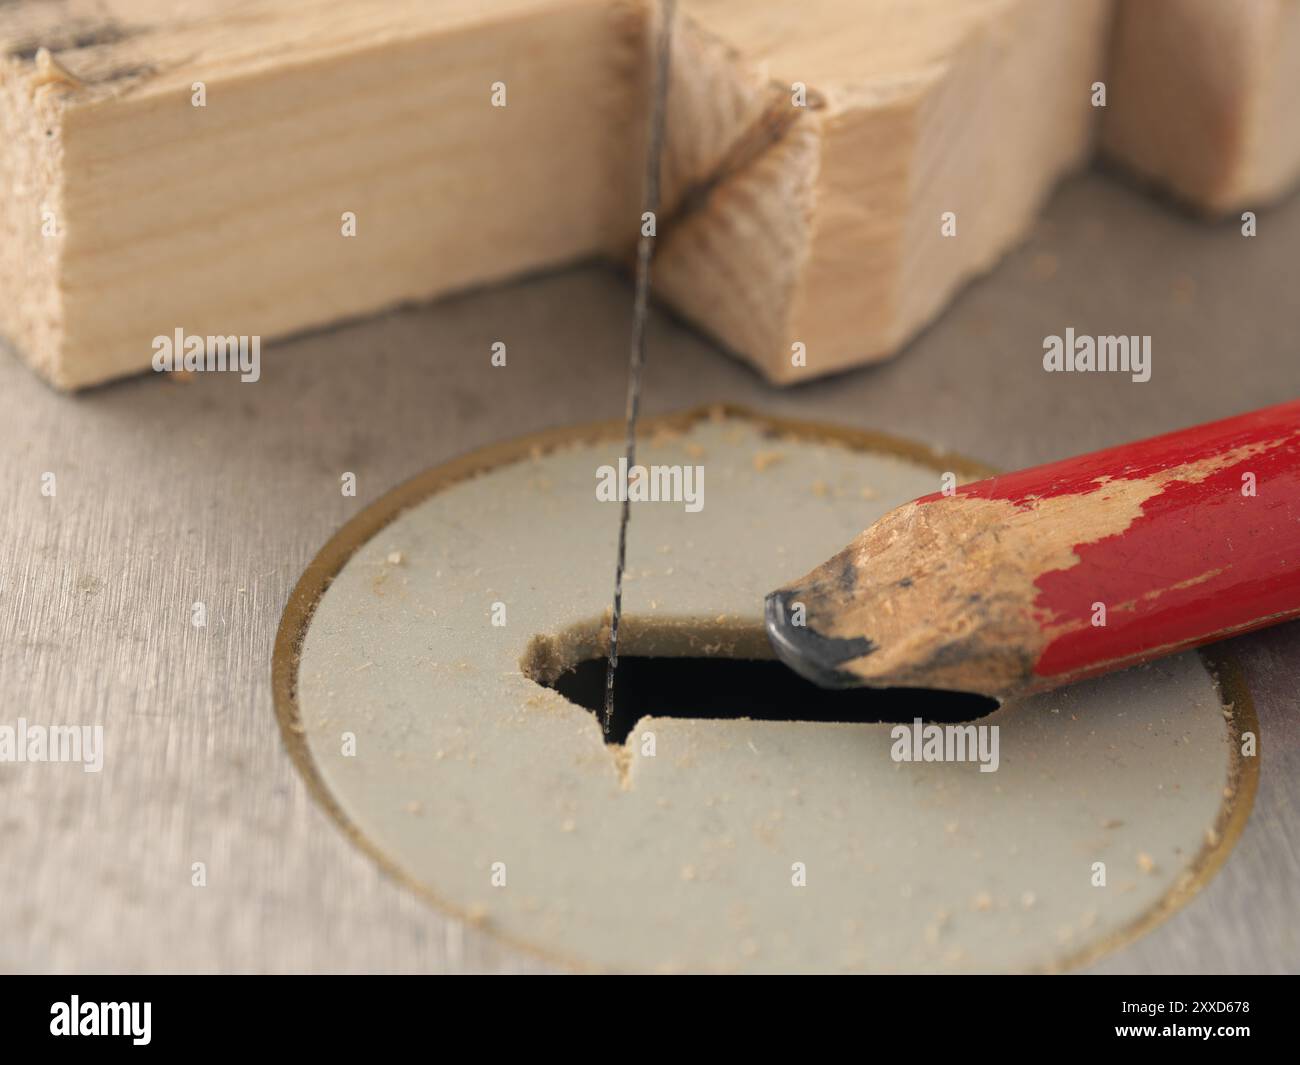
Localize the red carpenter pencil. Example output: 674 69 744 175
765 399 1300 698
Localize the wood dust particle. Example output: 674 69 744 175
752 450 784 472
1029 252 1059 280
1136 852 1156 873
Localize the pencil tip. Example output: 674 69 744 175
764 590 875 689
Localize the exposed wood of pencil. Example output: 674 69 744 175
766 400 1300 698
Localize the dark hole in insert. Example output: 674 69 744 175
546 656 999 745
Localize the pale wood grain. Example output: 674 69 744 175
1103 0 1300 215
1 0 1109 389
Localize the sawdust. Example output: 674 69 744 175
28 48 84 96
519 614 772 689
611 744 633 790
1028 252 1059 280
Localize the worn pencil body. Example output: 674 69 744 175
767 400 1300 698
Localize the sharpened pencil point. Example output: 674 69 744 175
764 590 876 689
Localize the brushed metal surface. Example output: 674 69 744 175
1 168 1297 972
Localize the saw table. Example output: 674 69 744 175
1 168 1298 972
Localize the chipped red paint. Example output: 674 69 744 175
925 401 1300 684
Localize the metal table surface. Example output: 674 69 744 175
2 167 1297 973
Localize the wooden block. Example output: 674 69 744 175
1102 0 1300 215
656 0 1112 382
0 0 647 389
0 0 1110 389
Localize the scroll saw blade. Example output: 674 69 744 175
603 0 677 735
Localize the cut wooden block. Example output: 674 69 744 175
656 0 1112 382
1103 0 1300 216
0 0 1110 389
0 0 647 389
